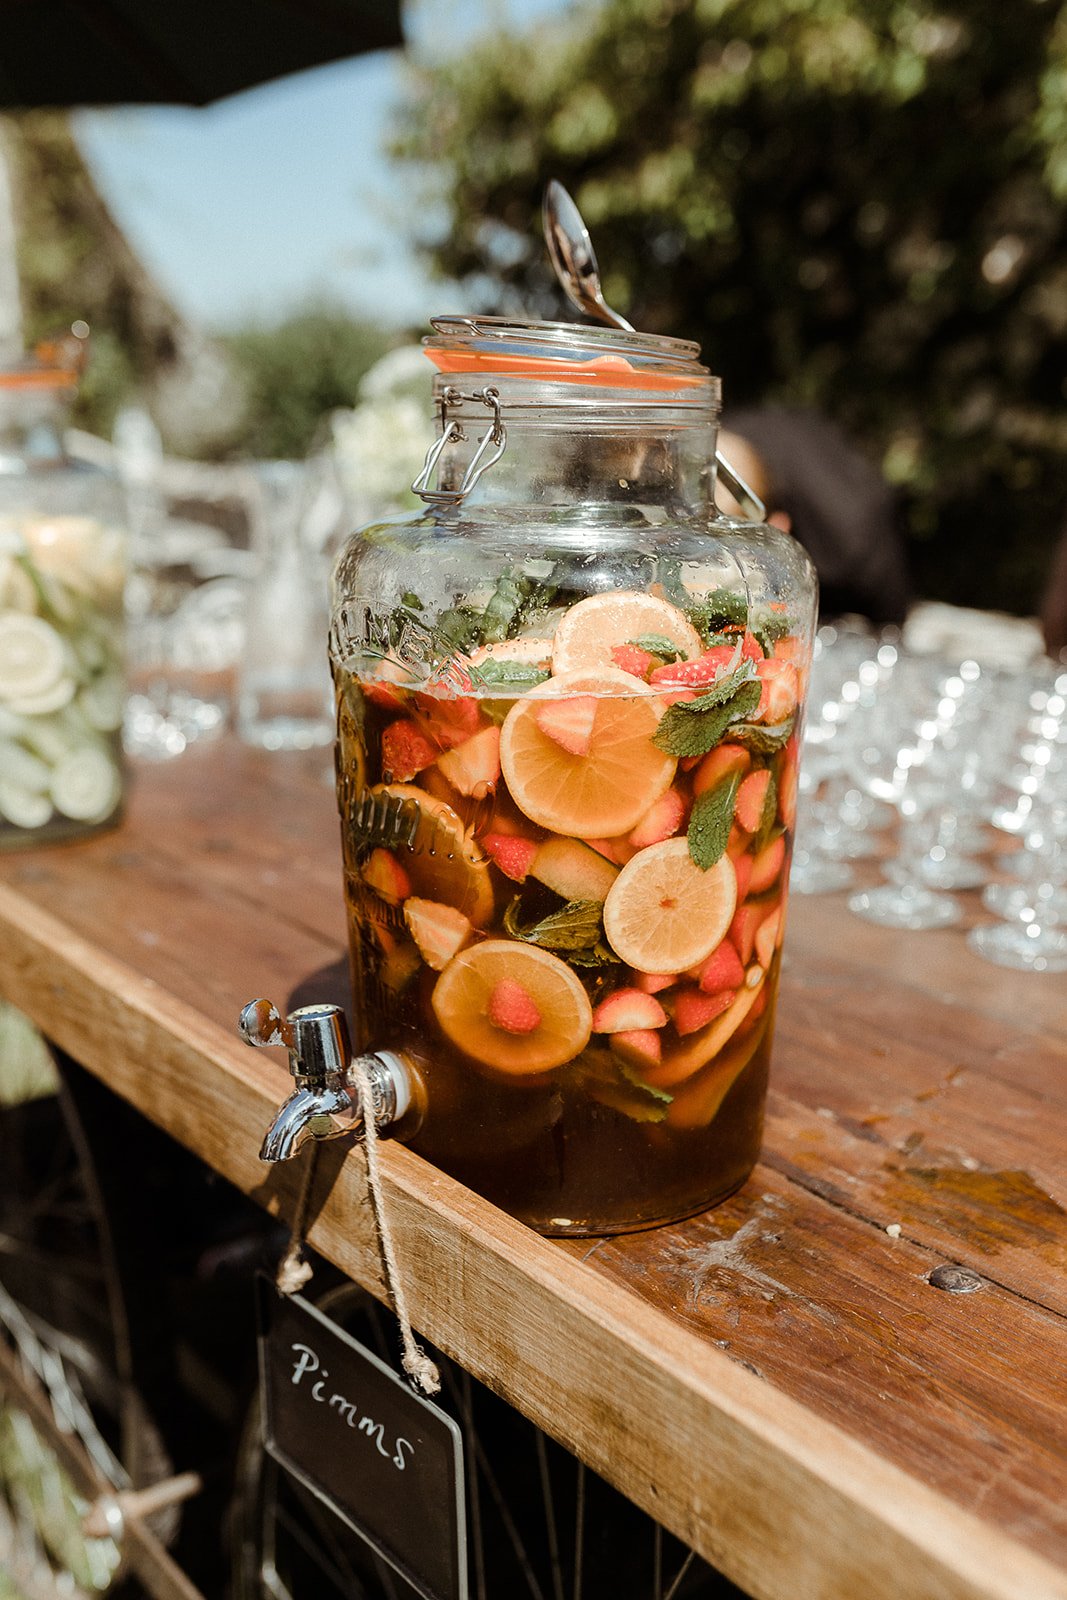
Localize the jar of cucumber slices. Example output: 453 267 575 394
330 318 817 1234
0 350 126 848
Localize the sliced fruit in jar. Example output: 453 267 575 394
403 897 473 971
381 719 439 782
665 1022 766 1128
482 832 539 882
499 667 676 837
641 973 765 1089
363 848 412 904
592 987 668 1032
534 695 597 756
49 746 119 821
432 940 593 1074
550 591 702 675
0 613 66 701
370 783 497 927
602 837 736 974
436 723 501 796
530 836 619 902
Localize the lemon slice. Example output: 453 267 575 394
499 666 676 837
550 591 702 675
602 837 737 973
50 747 121 822
0 614 66 701
432 940 593 1074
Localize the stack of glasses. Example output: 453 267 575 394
790 625 1067 974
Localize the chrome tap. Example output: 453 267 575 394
239 998 412 1162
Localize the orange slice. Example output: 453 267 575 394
499 666 676 836
602 837 737 973
550 591 702 675
369 783 496 926
432 941 593 1074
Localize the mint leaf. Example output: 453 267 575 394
688 773 742 869
667 661 756 713
400 591 424 610
629 633 685 662
570 1048 672 1123
503 897 604 952
467 658 550 690
757 770 779 841
653 678 762 758
686 587 748 643
728 714 795 755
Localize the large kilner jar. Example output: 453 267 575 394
330 318 816 1234
0 344 126 848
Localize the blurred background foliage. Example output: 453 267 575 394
394 0 1067 615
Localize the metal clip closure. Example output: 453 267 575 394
412 385 507 506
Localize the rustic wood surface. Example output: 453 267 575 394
0 741 1065 1600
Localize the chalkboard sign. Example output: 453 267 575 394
256 1275 468 1600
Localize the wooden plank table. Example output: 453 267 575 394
1 740 1065 1600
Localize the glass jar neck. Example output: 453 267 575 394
432 404 720 517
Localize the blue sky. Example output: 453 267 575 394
73 0 575 334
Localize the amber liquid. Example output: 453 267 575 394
335 672 791 1235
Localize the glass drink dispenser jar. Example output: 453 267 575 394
0 346 126 848
329 318 816 1234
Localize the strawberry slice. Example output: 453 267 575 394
735 769 772 833
692 742 750 798
628 787 686 849
534 695 599 756
671 986 737 1036
610 643 657 680
363 848 412 905
610 1028 663 1072
739 630 765 663
754 658 800 724
403 897 473 971
487 978 542 1035
592 987 669 1033
649 645 736 690
749 835 786 895
413 691 482 750
482 831 539 882
632 971 675 995
437 724 501 797
729 903 763 964
381 719 439 782
696 940 746 995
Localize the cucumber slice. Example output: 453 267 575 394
6 675 77 716
49 747 120 822
0 613 66 700
0 781 53 830
0 738 52 793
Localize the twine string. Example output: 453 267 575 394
349 1055 441 1396
275 1146 318 1294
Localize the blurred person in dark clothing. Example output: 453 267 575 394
719 407 911 626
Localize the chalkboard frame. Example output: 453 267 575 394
256 1274 468 1600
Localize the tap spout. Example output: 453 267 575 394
258 1079 354 1162
240 997 413 1164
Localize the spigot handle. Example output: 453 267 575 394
239 998 351 1084
239 998 294 1050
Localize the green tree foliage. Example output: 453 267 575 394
396 0 1067 614
220 308 395 459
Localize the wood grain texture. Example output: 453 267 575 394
1 744 1065 1600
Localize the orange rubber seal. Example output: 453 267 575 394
426 348 707 390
